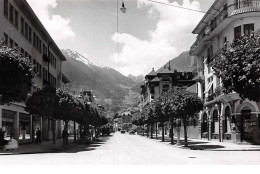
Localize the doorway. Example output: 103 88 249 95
240 108 253 142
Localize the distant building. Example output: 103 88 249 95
140 63 196 137
0 0 66 143
190 0 260 144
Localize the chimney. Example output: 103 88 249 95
168 61 171 71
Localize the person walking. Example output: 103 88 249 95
0 128 4 147
62 129 68 146
35 128 41 144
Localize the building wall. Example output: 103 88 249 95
0 0 65 144
192 0 260 144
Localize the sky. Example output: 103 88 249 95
26 0 214 76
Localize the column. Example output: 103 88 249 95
0 108 2 128
30 115 33 142
13 112 19 140
219 103 224 142
207 108 211 141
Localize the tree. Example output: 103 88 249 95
160 90 180 145
55 89 81 131
172 88 203 147
212 33 260 102
0 42 34 104
153 97 169 142
25 86 59 144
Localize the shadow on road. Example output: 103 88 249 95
0 135 112 155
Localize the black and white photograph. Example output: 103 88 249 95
0 0 260 169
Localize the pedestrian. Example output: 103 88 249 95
35 128 41 144
62 129 68 146
0 128 4 146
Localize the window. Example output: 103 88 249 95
9 4 13 23
9 38 13 48
36 36 38 49
244 23 254 36
4 33 8 46
28 27 32 42
162 75 170 81
14 10 18 28
162 84 169 92
14 42 18 47
234 26 241 40
25 22 28 39
39 64 42 78
33 32 36 47
38 39 42 53
21 17 24 35
4 0 8 17
29 55 32 63
21 48 24 57
224 107 230 133
223 36 227 45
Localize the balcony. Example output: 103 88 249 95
190 0 260 55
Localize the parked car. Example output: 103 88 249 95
129 130 136 135
120 130 126 134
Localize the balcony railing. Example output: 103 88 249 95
190 0 260 55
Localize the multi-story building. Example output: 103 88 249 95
190 0 260 144
140 62 197 137
0 0 66 143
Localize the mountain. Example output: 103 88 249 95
127 74 144 84
157 51 196 73
62 49 137 99
131 51 197 93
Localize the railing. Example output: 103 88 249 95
190 0 260 54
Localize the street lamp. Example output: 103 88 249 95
116 0 127 71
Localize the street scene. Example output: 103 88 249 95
1 132 260 165
1 0 260 168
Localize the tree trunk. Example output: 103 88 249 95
155 123 158 139
150 123 153 139
170 119 174 145
162 123 165 142
74 121 76 143
51 119 56 144
147 124 149 138
183 116 188 147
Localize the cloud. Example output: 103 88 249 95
112 0 203 76
26 0 75 41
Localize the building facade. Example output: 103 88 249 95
190 0 260 144
0 0 66 143
140 64 197 137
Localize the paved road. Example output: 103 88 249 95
1 132 260 165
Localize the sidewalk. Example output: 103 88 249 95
0 138 79 155
137 133 260 151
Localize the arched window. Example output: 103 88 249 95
202 113 208 133
212 110 218 133
224 107 231 133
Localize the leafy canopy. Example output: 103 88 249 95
0 41 34 104
212 34 260 101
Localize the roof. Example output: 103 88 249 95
151 77 160 82
145 68 157 78
14 0 66 61
186 84 197 93
192 0 223 34
157 67 174 75
62 74 70 84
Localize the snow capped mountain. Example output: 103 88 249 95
61 49 137 99
63 49 97 67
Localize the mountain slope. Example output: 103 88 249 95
62 49 136 98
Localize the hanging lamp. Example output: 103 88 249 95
120 1 127 13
